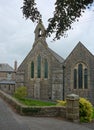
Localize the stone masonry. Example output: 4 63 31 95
15 20 94 105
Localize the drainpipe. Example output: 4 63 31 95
62 65 65 101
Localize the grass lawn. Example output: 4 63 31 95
16 98 56 106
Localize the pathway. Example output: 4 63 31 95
0 98 93 130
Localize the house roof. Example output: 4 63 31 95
0 64 14 72
0 80 15 85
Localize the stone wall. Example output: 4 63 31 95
0 90 79 122
0 90 66 117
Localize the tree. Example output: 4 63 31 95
22 0 93 40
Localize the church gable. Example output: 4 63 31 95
65 41 94 66
64 42 94 104
24 41 63 80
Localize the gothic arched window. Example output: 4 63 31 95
74 69 77 89
37 55 41 78
78 64 83 89
84 68 88 89
31 61 34 78
44 59 48 78
73 63 88 89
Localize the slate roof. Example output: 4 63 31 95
0 64 14 72
48 48 64 63
0 80 15 84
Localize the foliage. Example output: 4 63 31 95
56 100 66 106
22 0 93 40
56 98 93 122
79 98 93 122
22 0 41 22
14 86 27 99
92 108 94 119
16 98 56 106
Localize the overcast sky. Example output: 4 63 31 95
0 0 94 68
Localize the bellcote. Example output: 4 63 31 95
34 19 46 41
33 19 48 48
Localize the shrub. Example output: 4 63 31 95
14 86 27 99
79 98 93 122
92 108 94 119
56 100 66 106
56 98 93 122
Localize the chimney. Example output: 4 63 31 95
14 61 17 71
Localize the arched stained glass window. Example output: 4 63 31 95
31 61 34 78
74 69 77 89
84 68 88 89
78 64 83 89
44 59 48 78
73 63 88 89
37 55 41 78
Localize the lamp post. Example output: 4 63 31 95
62 65 65 101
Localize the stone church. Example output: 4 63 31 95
16 20 94 104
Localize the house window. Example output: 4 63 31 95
73 63 88 89
44 59 48 78
7 73 12 80
37 55 41 78
31 61 34 78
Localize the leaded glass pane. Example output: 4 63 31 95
84 68 88 89
37 55 41 78
78 64 83 89
31 62 34 78
74 69 77 89
44 59 48 78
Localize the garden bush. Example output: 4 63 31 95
14 86 27 99
56 98 93 122
92 108 94 119
79 98 93 122
56 100 66 106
